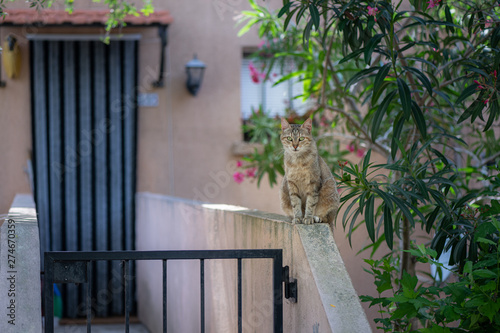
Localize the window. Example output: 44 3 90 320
240 55 309 120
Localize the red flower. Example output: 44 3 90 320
249 61 265 84
233 172 245 184
367 6 379 18
356 148 366 158
245 167 257 178
427 0 441 9
236 160 243 168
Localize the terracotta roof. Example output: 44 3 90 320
0 9 173 26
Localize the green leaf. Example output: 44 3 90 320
391 196 415 227
344 67 381 91
476 237 496 246
391 113 406 160
272 70 307 86
309 4 320 31
456 83 479 105
237 18 259 36
278 2 292 18
283 6 299 31
426 20 461 29
384 204 393 250
484 96 499 132
295 5 307 25
339 49 363 64
444 5 455 33
473 269 497 279
364 34 385 65
426 206 440 233
366 194 375 242
363 149 372 172
411 101 427 139
405 67 432 96
397 78 412 118
373 63 391 103
302 19 314 48
371 90 397 141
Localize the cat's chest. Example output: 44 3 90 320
285 159 320 185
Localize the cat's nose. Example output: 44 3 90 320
293 144 298 150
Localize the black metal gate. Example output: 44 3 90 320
44 249 297 333
31 38 138 318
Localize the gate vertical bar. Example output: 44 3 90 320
124 260 130 333
93 40 109 317
87 260 92 333
200 259 205 333
238 258 242 333
44 253 54 333
273 251 283 333
163 260 167 333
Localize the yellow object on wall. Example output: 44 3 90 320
2 35 21 79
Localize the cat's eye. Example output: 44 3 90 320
299 137 305 141
287 137 292 141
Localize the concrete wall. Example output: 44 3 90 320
0 194 42 332
136 192 371 333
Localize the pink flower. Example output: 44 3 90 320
474 80 484 90
236 160 243 168
494 70 497 78
485 20 493 28
249 61 265 84
367 6 379 17
245 167 257 178
484 99 489 105
233 172 245 184
427 0 441 9
356 148 366 157
347 143 356 153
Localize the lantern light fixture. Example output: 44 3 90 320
185 54 206 96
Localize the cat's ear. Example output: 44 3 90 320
281 117 290 130
301 118 312 133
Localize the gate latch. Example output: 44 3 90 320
282 266 298 303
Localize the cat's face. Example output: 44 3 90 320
280 118 313 153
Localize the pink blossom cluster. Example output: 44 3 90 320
249 61 265 84
233 160 257 184
347 143 366 158
474 70 498 105
427 0 441 9
367 6 379 20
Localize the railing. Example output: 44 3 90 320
44 249 297 333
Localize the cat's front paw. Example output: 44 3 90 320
303 216 314 225
292 217 302 224
313 216 322 223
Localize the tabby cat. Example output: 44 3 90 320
279 118 340 228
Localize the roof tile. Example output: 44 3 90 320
1 9 173 26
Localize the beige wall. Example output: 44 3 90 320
0 1 390 331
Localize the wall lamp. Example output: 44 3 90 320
185 54 205 96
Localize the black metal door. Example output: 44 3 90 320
31 38 138 318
